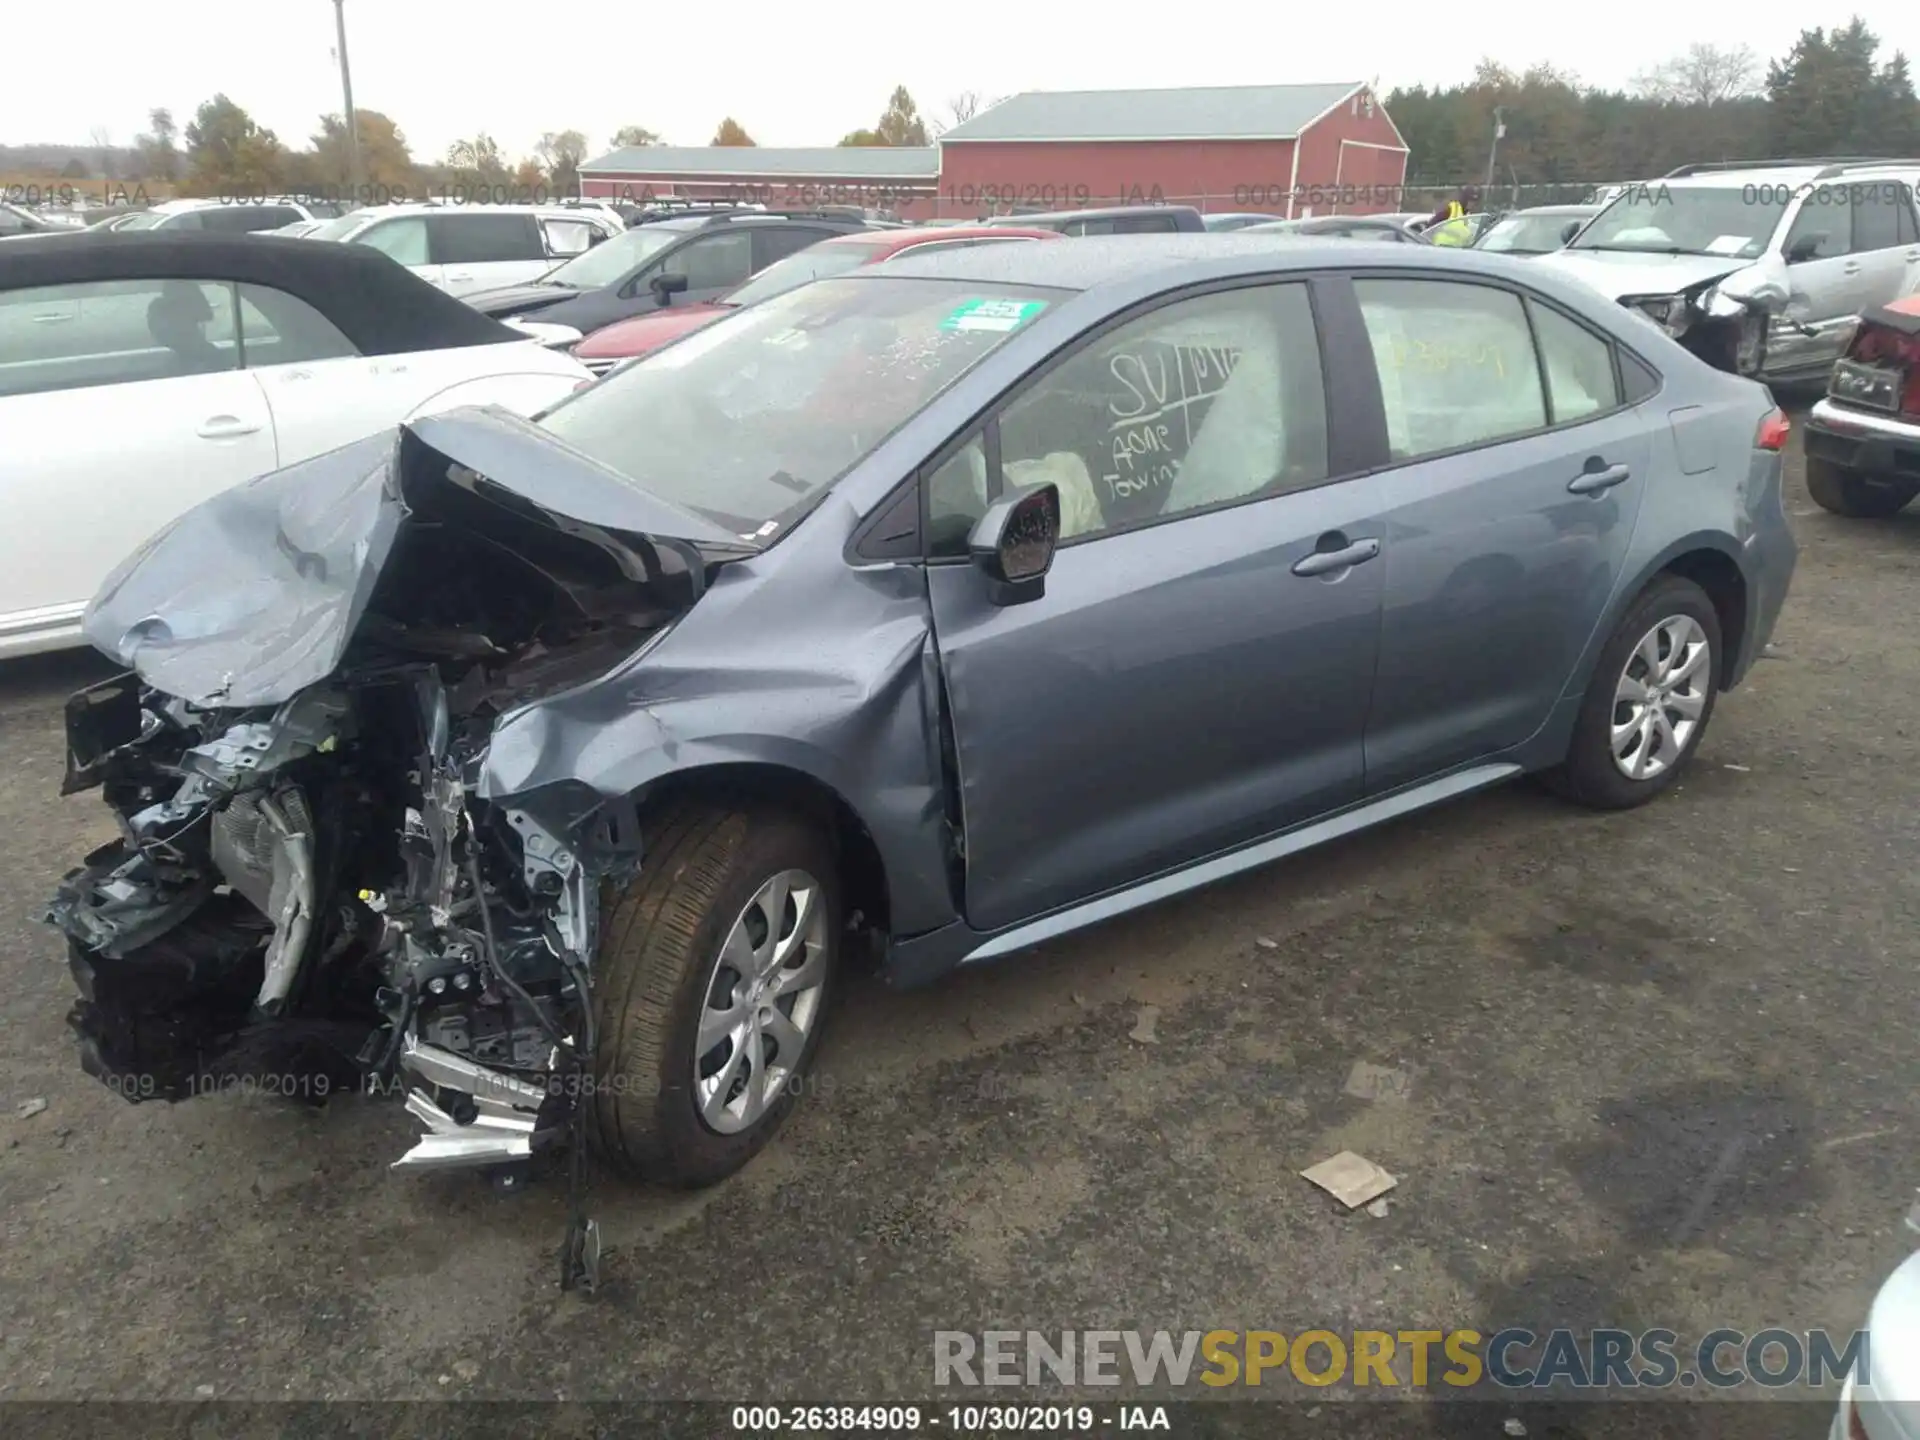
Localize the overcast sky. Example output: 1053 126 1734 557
7 2 1919 162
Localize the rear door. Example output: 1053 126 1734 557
1844 179 1920 317
925 280 1387 932
433 212 551 295
0 278 276 648
1341 274 1653 792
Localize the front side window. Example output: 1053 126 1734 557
542 218 598 257
657 231 753 290
928 284 1330 552
1478 212 1582 254
537 276 1058 539
1355 278 1546 460
353 217 430 266
0 278 239 398
1783 192 1853 261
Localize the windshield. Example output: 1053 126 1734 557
306 210 376 241
722 240 889 308
543 225 685 288
115 211 167 231
1570 186 1788 257
1477 213 1585 254
538 276 1059 538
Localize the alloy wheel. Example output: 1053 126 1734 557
1610 614 1711 781
693 868 830 1134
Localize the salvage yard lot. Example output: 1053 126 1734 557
0 420 1915 1417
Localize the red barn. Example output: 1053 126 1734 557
936 82 1409 219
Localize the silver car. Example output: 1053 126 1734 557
46 236 1798 1282
1535 158 1920 381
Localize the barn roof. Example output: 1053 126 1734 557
938 83 1369 143
579 146 939 179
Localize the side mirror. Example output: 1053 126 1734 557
651 272 689 303
968 482 1060 606
586 230 607 247
1785 235 1824 264
1559 220 1581 244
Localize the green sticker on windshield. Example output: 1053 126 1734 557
941 298 1047 333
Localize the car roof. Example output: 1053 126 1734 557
820 224 1063 253
1505 204 1601 216
1659 162 1920 189
339 201 609 220
0 232 522 355
1005 204 1203 225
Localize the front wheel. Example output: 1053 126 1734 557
1545 575 1722 810
587 805 841 1186
1805 455 1920 518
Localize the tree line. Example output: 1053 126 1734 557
1390 19 1920 194
7 87 976 200
14 21 1916 204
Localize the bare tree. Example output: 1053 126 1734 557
89 126 116 180
1632 42 1760 104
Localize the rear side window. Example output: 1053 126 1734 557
1852 183 1912 252
227 283 359 365
1527 301 1621 422
751 226 834 268
661 230 753 289
432 212 545 264
1354 278 1546 459
1621 351 1659 403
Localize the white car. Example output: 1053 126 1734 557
111 196 347 235
1833 1235 1920 1440
304 202 622 297
0 231 594 658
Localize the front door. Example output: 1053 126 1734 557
1777 189 1864 373
925 281 1387 934
1343 275 1652 792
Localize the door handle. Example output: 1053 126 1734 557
1291 536 1381 577
196 416 261 440
1568 462 1632 495
446 272 475 283
1842 262 1862 275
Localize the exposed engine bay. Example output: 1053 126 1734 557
43 412 737 1290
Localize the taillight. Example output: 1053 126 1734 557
1756 409 1789 451
1847 1396 1870 1440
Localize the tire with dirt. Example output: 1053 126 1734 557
1545 574 1722 810
1805 455 1920 518
587 805 841 1187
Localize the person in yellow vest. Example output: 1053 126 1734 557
1424 185 1482 246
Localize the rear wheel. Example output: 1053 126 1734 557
1805 455 1920 518
1545 575 1721 810
588 805 840 1186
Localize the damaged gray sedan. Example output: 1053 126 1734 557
45 238 1796 1287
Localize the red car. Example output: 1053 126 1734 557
571 225 1064 374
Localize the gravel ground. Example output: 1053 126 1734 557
0 422 1913 1434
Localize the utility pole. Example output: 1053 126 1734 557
332 0 362 195
1484 106 1507 190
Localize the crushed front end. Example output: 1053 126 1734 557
44 407 750 1288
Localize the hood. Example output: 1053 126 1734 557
575 303 731 361
463 282 579 318
81 406 755 710
1532 247 1749 301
